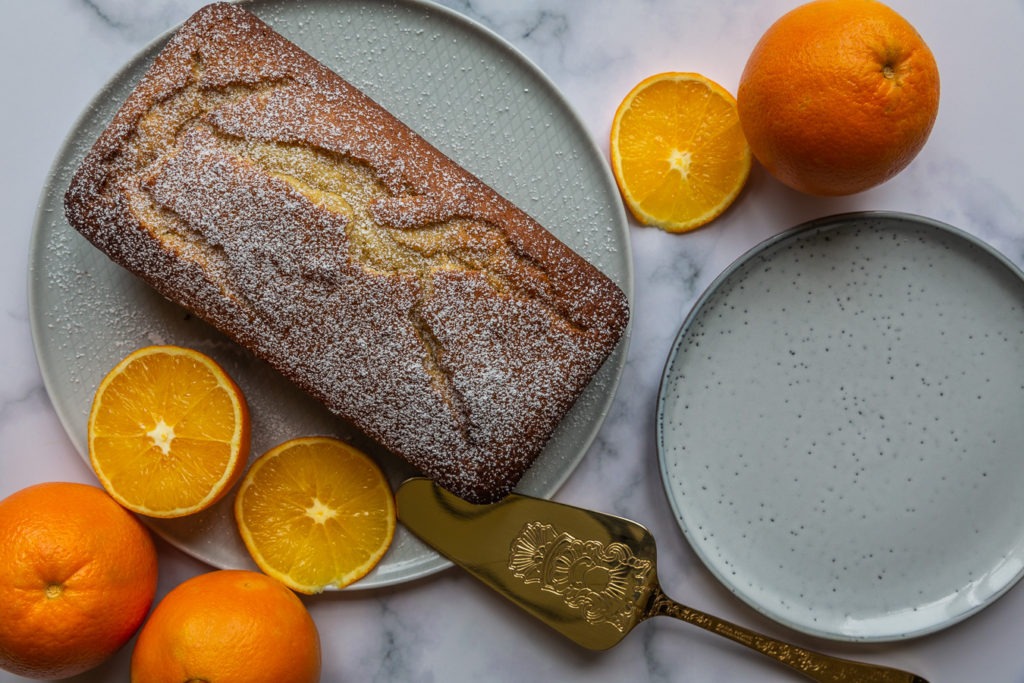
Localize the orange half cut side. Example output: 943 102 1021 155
234 436 396 594
88 345 250 518
610 72 751 233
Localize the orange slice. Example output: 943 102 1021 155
234 436 396 594
610 72 752 233
88 345 250 518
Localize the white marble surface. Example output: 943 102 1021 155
2 0 1023 681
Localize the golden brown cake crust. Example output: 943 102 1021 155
64 3 629 503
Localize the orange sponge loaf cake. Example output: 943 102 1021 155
64 3 629 503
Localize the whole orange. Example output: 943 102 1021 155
737 0 940 195
0 482 158 679
130 570 321 683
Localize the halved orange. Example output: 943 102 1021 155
610 72 752 233
234 436 396 594
88 345 250 518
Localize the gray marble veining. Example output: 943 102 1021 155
3 1 1024 681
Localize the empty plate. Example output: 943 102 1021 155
658 211 1024 641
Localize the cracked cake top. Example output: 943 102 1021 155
64 2 628 503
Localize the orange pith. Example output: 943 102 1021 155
88 345 250 518
0 482 158 679
129 569 321 683
610 72 751 233
737 0 940 195
234 436 396 594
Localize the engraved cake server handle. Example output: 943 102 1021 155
396 478 927 683
642 586 925 682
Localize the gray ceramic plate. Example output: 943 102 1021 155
28 0 632 589
658 212 1024 640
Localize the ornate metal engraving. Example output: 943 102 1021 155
507 521 652 631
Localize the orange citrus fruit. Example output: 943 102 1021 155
234 436 396 594
130 569 321 683
610 72 751 233
737 0 940 195
88 345 251 518
0 482 158 679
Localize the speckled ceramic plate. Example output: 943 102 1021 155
28 0 631 589
658 212 1024 641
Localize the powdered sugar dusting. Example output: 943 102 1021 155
62 2 628 503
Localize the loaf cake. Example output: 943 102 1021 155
64 3 629 503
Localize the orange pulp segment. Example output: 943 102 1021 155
610 72 751 233
88 345 250 518
234 436 396 594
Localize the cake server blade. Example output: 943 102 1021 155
395 478 927 682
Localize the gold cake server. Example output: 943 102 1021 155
396 478 927 683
